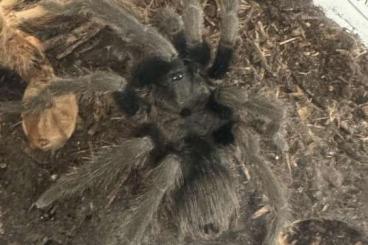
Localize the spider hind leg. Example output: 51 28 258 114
35 137 154 209
103 154 183 245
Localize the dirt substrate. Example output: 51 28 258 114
1 0 368 244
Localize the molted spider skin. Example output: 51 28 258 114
22 94 78 151
1 0 128 151
0 10 46 81
17 72 126 115
0 4 79 151
1 1 292 244
21 72 126 151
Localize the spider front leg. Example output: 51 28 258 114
211 87 285 147
182 0 211 66
104 154 182 245
208 0 240 79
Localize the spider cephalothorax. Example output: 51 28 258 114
0 0 290 244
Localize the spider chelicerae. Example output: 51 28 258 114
0 0 290 244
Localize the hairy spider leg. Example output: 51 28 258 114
208 0 240 79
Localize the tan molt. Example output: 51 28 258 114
0 26 44 81
20 57 79 152
22 93 78 151
1 6 79 151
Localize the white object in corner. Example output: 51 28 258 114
314 0 368 47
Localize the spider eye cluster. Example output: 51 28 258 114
171 71 184 81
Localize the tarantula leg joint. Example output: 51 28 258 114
208 45 234 79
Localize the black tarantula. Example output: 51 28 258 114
0 0 290 244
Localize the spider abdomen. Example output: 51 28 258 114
175 136 239 238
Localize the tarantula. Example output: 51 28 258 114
0 0 291 244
